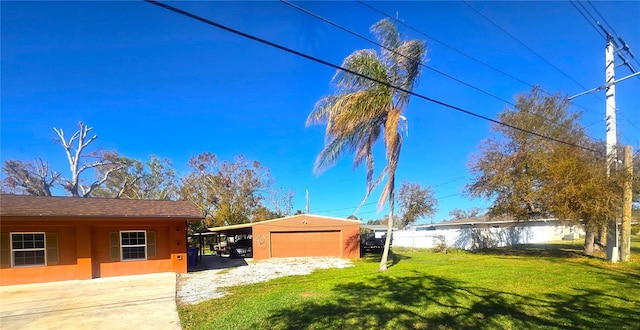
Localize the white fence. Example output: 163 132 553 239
393 223 579 250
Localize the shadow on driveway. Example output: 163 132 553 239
188 254 250 272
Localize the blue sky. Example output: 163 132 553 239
2 1 639 224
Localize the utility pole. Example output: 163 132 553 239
569 24 637 263
620 145 633 262
305 188 310 214
604 33 620 263
604 34 617 176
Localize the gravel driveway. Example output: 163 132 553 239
177 256 353 305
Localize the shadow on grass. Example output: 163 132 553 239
631 239 640 255
472 243 586 259
360 251 411 269
266 270 640 329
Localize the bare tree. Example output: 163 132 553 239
267 187 295 218
1 158 60 196
54 122 123 197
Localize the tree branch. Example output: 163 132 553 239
82 165 124 198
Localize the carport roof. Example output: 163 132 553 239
208 214 361 232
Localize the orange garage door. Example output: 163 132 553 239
270 231 341 257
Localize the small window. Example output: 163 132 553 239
120 231 146 261
11 233 46 267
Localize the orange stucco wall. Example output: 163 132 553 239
251 215 360 260
0 217 188 286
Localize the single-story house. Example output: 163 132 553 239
394 216 582 250
207 214 361 260
0 194 202 286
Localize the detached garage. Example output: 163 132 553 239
209 214 360 260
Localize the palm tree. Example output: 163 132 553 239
307 18 426 271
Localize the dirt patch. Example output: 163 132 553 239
177 256 353 305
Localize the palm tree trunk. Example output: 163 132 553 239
379 190 394 271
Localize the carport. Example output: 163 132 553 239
208 214 360 260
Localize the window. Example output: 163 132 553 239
11 233 46 267
120 231 146 261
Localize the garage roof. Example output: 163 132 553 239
0 194 203 220
208 214 361 232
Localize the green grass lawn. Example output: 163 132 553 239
179 240 640 330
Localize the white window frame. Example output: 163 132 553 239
120 230 147 261
10 232 47 267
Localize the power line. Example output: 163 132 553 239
280 0 582 135
438 193 461 200
317 201 377 214
355 0 601 117
587 1 619 37
570 0 606 41
145 0 599 156
355 0 535 90
586 1 640 70
317 175 471 214
618 112 640 134
463 1 595 93
571 1 640 140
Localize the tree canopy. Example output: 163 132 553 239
466 87 624 255
180 152 290 230
396 181 437 227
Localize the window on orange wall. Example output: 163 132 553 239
120 231 146 261
10 232 46 267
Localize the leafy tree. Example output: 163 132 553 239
467 88 585 220
466 87 622 255
307 18 426 271
396 181 437 227
180 153 281 231
448 207 484 220
365 216 396 226
1 159 60 196
92 155 178 200
544 140 623 254
91 156 143 199
365 219 382 225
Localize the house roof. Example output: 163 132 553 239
207 213 361 232
414 216 559 228
0 194 203 220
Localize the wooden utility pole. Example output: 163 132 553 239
620 145 633 262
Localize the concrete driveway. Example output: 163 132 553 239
0 273 181 329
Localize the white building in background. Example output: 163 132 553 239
393 217 582 250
